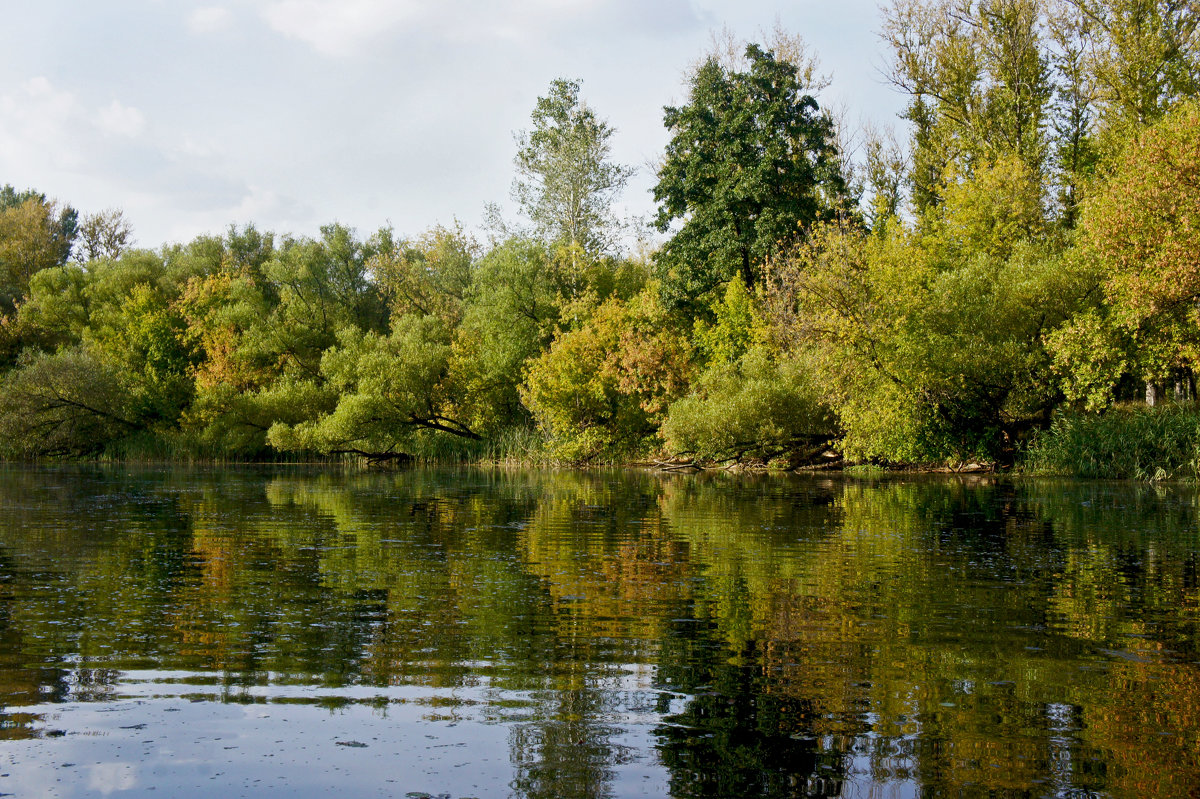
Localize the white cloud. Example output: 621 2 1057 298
95 100 146 138
256 0 700 55
0 0 903 249
260 0 422 56
87 763 138 795
188 6 234 34
0 77 88 171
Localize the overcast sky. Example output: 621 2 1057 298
0 0 905 250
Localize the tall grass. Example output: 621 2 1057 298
97 425 556 467
1022 403 1200 481
402 426 552 466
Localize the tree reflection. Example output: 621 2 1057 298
656 617 847 798
0 467 1199 794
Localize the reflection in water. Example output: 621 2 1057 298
0 466 1198 796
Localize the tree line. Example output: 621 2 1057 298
1 0 1198 468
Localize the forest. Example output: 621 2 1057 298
0 0 1198 476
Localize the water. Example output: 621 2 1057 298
0 465 1198 797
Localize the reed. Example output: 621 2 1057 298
1022 403 1200 481
342 426 555 467
94 426 556 467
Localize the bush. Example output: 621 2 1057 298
521 289 691 463
660 347 835 465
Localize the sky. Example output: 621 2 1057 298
0 0 906 250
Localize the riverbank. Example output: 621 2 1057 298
12 401 1200 484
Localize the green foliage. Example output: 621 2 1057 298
0 193 78 313
660 346 835 464
1046 102 1200 402
260 224 391 376
882 0 1053 216
930 155 1048 259
74 208 133 263
187 376 335 458
4 264 91 361
85 283 197 425
653 44 847 308
2 14 1197 474
771 219 1081 463
267 315 478 460
452 237 564 431
177 268 276 393
692 278 766 366
1024 403 1200 480
1062 0 1200 139
373 223 476 324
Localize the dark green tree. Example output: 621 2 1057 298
652 44 847 308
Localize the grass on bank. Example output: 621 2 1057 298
98 425 554 467
69 403 1200 482
1023 402 1200 481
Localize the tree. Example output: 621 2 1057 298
861 125 909 230
260 224 391 379
0 190 78 313
0 184 77 262
1059 0 1200 135
74 208 134 264
372 223 477 325
266 315 479 462
521 289 692 462
660 346 835 466
769 217 1080 463
450 237 564 432
84 282 197 425
0 347 138 457
881 0 1053 216
513 79 633 266
652 44 847 308
1047 0 1100 226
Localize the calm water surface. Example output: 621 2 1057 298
0 466 1198 798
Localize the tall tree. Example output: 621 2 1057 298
74 208 134 264
1047 0 1099 227
652 44 847 308
513 79 633 267
1047 102 1200 407
1060 0 1200 136
882 0 1053 215
0 185 77 262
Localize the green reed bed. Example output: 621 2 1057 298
1023 403 1200 481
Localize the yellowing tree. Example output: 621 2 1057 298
0 197 75 312
1047 102 1200 408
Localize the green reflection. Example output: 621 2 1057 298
0 466 1198 796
